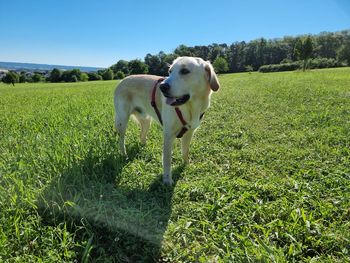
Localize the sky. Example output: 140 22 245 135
1 0 349 67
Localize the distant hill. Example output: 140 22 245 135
0 61 104 72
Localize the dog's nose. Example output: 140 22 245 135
159 83 170 93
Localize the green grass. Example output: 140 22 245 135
0 68 349 262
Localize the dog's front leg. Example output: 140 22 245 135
181 129 194 165
163 131 175 185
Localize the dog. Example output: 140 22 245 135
114 56 220 185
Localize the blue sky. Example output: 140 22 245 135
1 0 349 67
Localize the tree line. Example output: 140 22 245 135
0 67 121 85
109 29 350 75
2 30 350 85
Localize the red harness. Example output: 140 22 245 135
151 78 204 138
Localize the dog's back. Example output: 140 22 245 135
114 74 160 102
114 74 163 121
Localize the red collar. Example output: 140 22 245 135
151 78 204 138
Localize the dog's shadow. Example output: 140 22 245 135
38 144 183 262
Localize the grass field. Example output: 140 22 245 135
0 68 349 262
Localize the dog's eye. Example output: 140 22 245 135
180 68 190 75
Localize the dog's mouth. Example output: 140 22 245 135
164 94 190 106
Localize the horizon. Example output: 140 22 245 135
0 60 104 70
2 28 349 69
1 0 349 68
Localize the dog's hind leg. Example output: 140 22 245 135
114 100 131 157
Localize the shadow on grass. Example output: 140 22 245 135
38 144 184 262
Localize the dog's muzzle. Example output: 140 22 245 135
159 83 190 106
164 94 190 106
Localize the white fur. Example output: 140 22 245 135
114 57 220 185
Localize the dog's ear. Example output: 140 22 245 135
205 61 220 92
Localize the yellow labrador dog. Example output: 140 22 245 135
114 57 220 185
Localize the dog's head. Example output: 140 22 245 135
159 57 220 106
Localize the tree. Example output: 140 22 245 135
128 59 148 75
236 44 247 72
80 72 89 81
161 52 178 75
174 45 193 56
60 69 88 82
316 32 340 58
208 43 227 62
116 71 125 79
49 68 62 82
294 36 314 71
102 68 114 80
71 75 78 82
2 71 19 86
144 51 173 76
192 45 210 60
19 72 27 83
245 65 254 73
337 44 350 65
145 53 161 75
110 60 129 75
70 69 82 81
61 71 71 82
87 72 102 81
213 57 229 73
32 73 42 82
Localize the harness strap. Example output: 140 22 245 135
175 107 188 138
174 110 205 138
151 78 165 125
151 78 205 138
175 107 187 126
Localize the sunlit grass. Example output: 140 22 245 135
1 68 349 262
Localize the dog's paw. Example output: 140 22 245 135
120 153 129 161
163 176 174 186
